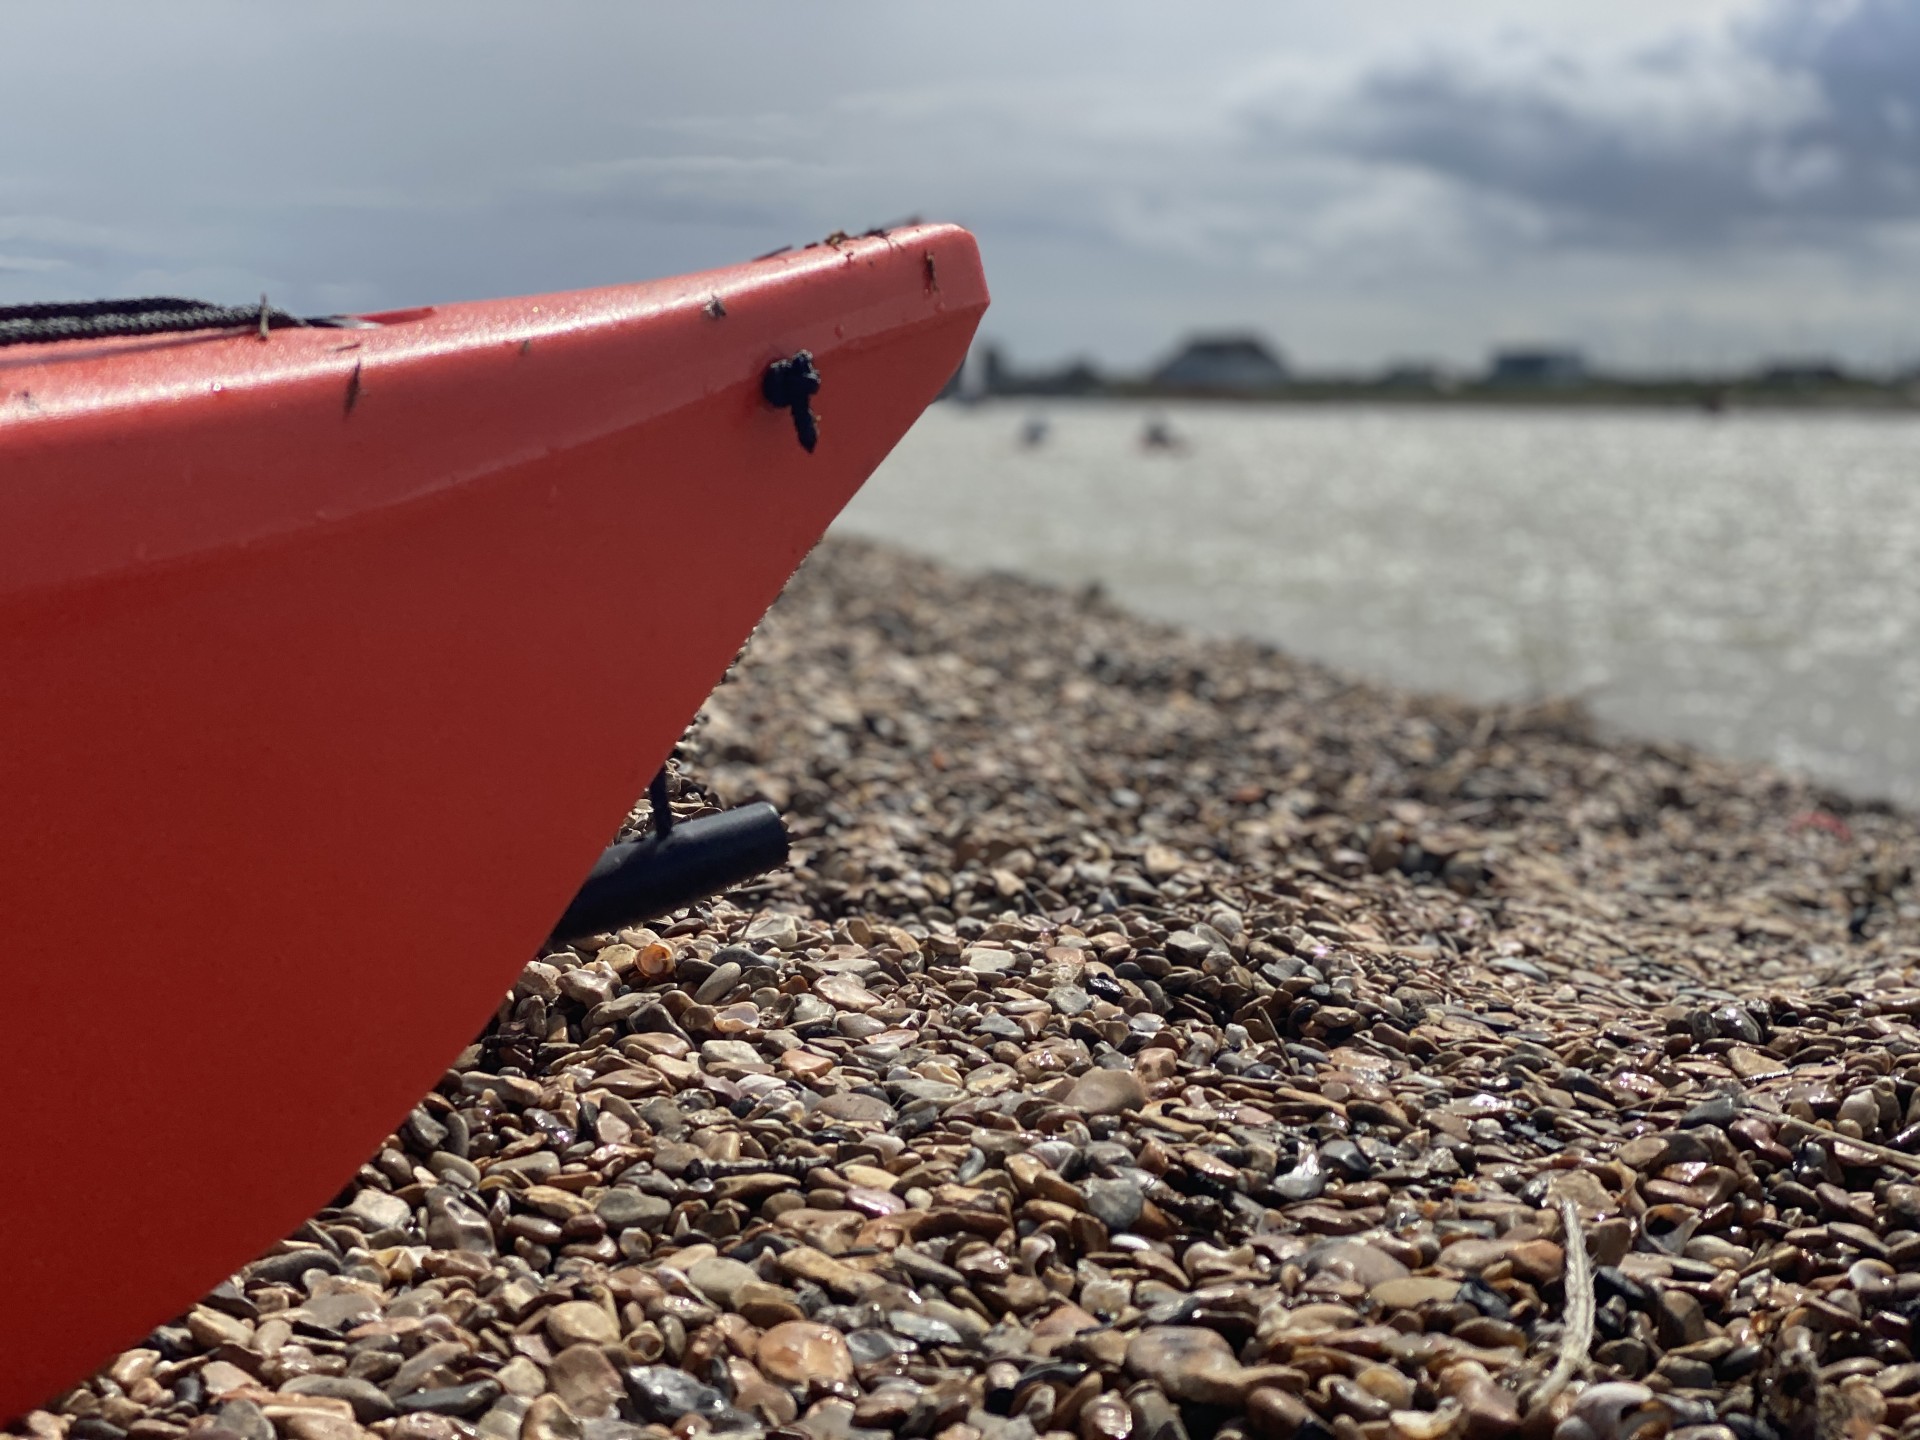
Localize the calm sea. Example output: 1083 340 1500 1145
835 400 1920 807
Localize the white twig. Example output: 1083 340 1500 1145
1532 1197 1595 1409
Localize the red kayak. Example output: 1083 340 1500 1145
0 224 986 1415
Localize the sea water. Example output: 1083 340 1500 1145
837 400 1920 806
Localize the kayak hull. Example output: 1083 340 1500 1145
0 226 985 1414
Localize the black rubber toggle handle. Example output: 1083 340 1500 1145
551 802 790 942
763 351 821 452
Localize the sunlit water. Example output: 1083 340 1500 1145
836 400 1920 806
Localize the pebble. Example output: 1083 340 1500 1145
620 1368 732 1426
685 1255 759 1307
276 1380 394 1425
1370 1276 1460 1308
395 1382 500 1419
757 1321 855 1385
545 1345 625 1418
544 1300 619 1348
1065 1069 1146 1116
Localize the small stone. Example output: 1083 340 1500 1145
841 1163 899 1192
778 1245 884 1299
782 1049 834 1081
1438 1362 1519 1440
496 1358 546 1399
545 1300 619 1348
1065 1070 1146 1117
389 1342 470 1398
1355 1366 1416 1412
1544 1170 1615 1216
274 1416 366 1440
305 1289 380 1329
1656 1355 1716 1390
546 1345 625 1419
1507 1240 1565 1285
1556 1383 1656 1440
186 1306 253 1348
1246 1388 1317 1440
204 1367 260 1402
396 1383 502 1419
1081 1394 1134 1440
890 1311 966 1346
621 1367 732 1425
1143 845 1186 879
735 1279 805 1328
389 1418 471 1440
816 1091 896 1123
1163 931 1219 965
1083 1178 1145 1231
347 1190 414 1232
745 913 802 950
424 1190 495 1255
1371 1277 1460 1310
1593 1339 1654 1380
595 1190 670 1232
519 1396 581 1440
1677 1096 1738 1130
965 948 1017 975
1390 1410 1458 1440
1306 1238 1410 1288
736 1381 799 1427
519 1184 589 1220
1656 1290 1708 1348
694 961 744 1005
757 1321 855 1385
247 1249 342 1286
1125 1326 1282 1407
686 1256 760 1308
279 1379 396 1425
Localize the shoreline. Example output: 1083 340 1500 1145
19 536 1920 1440
950 390 1920 416
838 404 1920 811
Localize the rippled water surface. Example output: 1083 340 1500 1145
836 401 1920 805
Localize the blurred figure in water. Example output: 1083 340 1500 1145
1141 417 1183 451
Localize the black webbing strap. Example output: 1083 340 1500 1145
0 297 313 348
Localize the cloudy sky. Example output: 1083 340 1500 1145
4 1 1916 373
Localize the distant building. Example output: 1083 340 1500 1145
1042 359 1104 395
1152 334 1289 392
1758 358 1847 386
981 344 1011 393
1378 360 1452 390
939 344 1109 398
1486 348 1587 386
937 344 995 403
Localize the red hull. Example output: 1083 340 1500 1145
0 225 986 1413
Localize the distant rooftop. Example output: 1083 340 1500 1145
1378 360 1451 388
1487 348 1587 386
1153 333 1289 391
1759 358 1848 385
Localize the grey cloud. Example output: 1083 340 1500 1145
1288 0 1920 247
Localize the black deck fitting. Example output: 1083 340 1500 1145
762 352 821 452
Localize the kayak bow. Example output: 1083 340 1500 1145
0 224 986 1414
